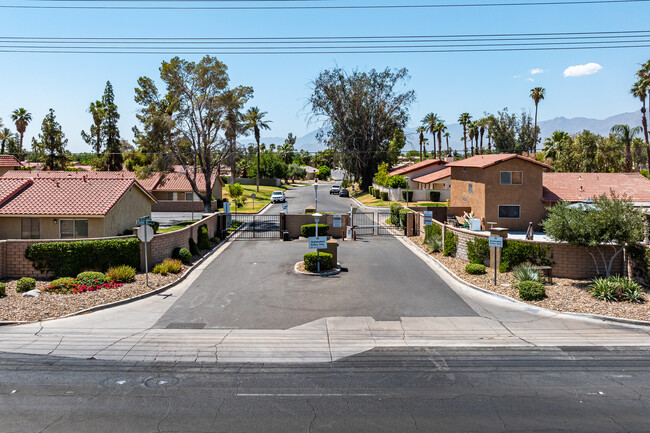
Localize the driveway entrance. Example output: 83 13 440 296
230 213 281 240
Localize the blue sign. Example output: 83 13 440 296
489 236 503 248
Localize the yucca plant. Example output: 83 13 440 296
426 234 443 253
511 263 542 283
589 278 618 302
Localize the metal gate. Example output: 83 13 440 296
377 211 405 236
351 211 405 236
351 211 375 236
229 214 281 239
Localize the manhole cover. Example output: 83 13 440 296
165 322 206 329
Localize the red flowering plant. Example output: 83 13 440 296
44 276 123 294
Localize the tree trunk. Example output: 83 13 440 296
533 103 539 153
438 132 442 160
625 144 633 173
230 137 236 185
462 127 467 158
18 133 23 161
641 101 650 170
256 138 260 193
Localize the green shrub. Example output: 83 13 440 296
387 175 407 189
162 258 183 274
303 252 333 272
76 271 109 286
43 277 78 293
300 224 330 238
402 190 414 201
189 237 199 255
106 265 136 283
429 190 441 202
499 241 552 272
465 263 486 275
369 186 374 195
443 232 457 257
174 248 192 264
374 189 380 199
590 276 645 303
424 223 442 241
398 209 411 227
198 224 211 250
390 203 402 225
467 237 490 265
16 277 36 293
519 281 546 301
0 282 5 297
511 263 542 283
152 221 160 234
153 264 168 275
24 238 140 277
380 191 389 201
426 234 443 252
641 169 649 179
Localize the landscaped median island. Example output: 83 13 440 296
411 229 650 323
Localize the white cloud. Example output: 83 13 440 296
529 68 544 75
527 77 535 82
563 62 602 77
513 75 521 79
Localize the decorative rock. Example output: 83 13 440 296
22 289 41 298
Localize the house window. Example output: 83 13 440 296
167 192 174 201
498 205 520 219
60 219 89 239
21 218 40 239
468 183 473 194
185 192 197 201
500 171 523 185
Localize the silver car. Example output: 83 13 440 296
270 191 286 203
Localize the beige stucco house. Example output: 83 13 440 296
0 155 22 176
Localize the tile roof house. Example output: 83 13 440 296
412 167 452 201
0 176 156 240
542 172 650 207
0 155 23 176
389 158 446 189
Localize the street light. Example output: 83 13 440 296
313 212 323 274
313 183 319 213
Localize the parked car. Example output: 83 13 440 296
270 191 286 203
339 188 349 197
330 185 341 195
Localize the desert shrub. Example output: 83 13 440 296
499 241 552 273
589 276 645 303
0 282 5 297
467 237 490 265
24 238 140 277
162 258 182 274
106 265 136 283
198 225 211 250
426 234 443 252
402 190 414 201
303 252 333 272
174 248 192 264
511 263 542 283
429 190 441 202
76 272 109 286
300 224 330 238
519 281 546 301
380 191 389 201
465 263 486 275
443 232 457 257
390 203 402 225
189 237 199 255
424 223 442 241
153 264 168 275
16 277 36 293
399 209 411 227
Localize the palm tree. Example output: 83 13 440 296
422 113 439 160
468 122 476 156
0 127 12 154
443 132 450 156
477 117 487 154
458 113 472 158
416 126 426 161
436 121 445 160
245 107 272 192
631 75 650 169
530 87 545 153
88 100 106 156
611 124 642 173
11 108 31 161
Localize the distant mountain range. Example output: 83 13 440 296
245 111 644 154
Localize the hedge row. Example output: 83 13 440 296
301 224 330 237
24 238 140 277
304 252 333 272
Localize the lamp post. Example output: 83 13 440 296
313 183 319 212
313 212 322 274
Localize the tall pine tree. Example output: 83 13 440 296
102 81 123 171
32 109 68 170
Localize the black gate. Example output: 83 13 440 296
229 214 281 239
377 211 405 236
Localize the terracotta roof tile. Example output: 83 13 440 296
154 172 220 192
542 172 650 203
446 154 552 169
389 159 444 176
1 170 161 192
0 179 31 206
0 177 155 216
0 155 22 167
412 167 451 184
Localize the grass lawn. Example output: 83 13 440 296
158 221 196 233
222 183 291 213
353 192 447 208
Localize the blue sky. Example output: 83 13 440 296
0 0 648 153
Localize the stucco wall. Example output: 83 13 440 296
104 185 153 237
0 216 104 240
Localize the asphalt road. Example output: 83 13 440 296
266 182 354 214
2 347 650 432
155 236 477 329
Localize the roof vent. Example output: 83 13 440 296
579 185 584 192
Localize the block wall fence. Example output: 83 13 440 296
415 212 624 279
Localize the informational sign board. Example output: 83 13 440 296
223 201 231 214
308 236 328 250
282 203 288 211
333 214 342 228
489 236 503 248
423 211 433 226
137 225 155 242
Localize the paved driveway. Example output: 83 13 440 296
155 236 477 329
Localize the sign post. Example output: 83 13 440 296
282 203 288 212
251 193 256 210
136 216 156 288
489 236 503 286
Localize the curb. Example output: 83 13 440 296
398 235 650 329
293 262 342 277
350 196 390 210
0 236 232 327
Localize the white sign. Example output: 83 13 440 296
309 236 328 250
333 214 342 228
423 211 433 226
489 236 503 248
137 225 155 242
282 203 288 211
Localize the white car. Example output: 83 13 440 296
270 191 286 203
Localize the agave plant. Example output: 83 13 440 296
589 278 619 302
426 234 443 253
511 263 542 283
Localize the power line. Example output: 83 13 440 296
2 0 648 10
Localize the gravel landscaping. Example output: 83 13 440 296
411 236 650 323
0 269 185 323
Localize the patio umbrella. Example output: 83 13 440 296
525 222 534 240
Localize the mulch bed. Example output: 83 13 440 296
411 236 650 322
